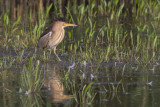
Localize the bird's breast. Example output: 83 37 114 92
48 29 65 48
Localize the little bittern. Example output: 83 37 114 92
38 18 77 61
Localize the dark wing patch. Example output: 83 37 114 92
38 26 52 49
39 26 52 38
38 31 52 49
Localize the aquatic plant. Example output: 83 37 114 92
1 0 160 106
20 58 44 94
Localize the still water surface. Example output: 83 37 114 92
0 51 160 107
0 17 160 107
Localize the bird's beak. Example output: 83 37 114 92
63 23 78 27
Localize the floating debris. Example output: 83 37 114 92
155 62 159 65
25 90 30 95
147 81 153 86
91 74 96 80
69 62 76 69
149 68 155 72
82 73 86 79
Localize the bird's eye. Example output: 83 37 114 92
63 23 66 26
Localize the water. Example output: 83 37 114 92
0 30 160 106
1 48 160 107
1 3 160 107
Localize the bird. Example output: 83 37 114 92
38 18 77 61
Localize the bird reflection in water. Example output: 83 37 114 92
44 66 73 101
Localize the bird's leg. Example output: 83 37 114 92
43 51 46 59
54 47 61 61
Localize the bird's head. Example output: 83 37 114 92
53 18 78 29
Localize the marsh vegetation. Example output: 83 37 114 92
1 0 160 106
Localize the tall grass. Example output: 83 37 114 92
1 0 160 106
20 58 44 94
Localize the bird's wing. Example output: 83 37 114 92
38 31 52 49
39 26 52 38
